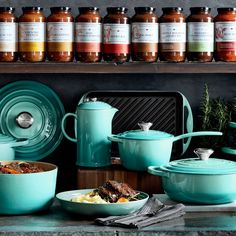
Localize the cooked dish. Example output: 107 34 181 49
0 162 44 174
71 180 140 204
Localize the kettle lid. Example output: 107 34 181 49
78 98 113 110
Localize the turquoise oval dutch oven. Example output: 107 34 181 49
0 161 57 215
148 148 236 204
108 122 223 171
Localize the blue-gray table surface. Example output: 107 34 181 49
1 201 236 236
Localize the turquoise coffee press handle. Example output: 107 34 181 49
61 113 77 143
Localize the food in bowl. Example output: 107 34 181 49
0 160 57 215
0 161 44 174
71 180 140 204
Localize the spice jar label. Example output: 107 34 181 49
215 22 236 51
47 22 74 42
132 23 158 43
188 22 214 52
160 22 186 43
19 22 45 42
0 22 18 52
103 24 130 44
75 22 102 43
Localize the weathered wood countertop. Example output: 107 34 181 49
1 200 236 235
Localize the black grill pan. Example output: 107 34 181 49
81 91 193 158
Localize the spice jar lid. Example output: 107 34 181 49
134 7 156 13
190 7 211 13
79 7 99 12
162 7 183 13
107 7 128 13
217 7 236 12
0 7 15 12
50 7 71 12
22 7 43 11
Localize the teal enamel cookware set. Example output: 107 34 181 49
0 82 234 215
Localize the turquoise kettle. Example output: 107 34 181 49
61 98 118 167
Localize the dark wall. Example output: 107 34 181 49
0 0 235 191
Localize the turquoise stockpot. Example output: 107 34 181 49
0 161 57 215
0 134 28 160
108 122 223 171
61 98 118 167
148 152 236 204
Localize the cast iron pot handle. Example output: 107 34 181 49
148 166 169 178
107 135 123 143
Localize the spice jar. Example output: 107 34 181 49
19 7 46 62
159 7 186 62
214 8 236 62
103 7 130 63
47 7 74 62
131 7 158 62
187 7 214 62
0 7 18 62
75 7 102 63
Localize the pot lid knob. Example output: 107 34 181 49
138 122 153 131
194 148 214 161
85 97 97 102
16 112 34 129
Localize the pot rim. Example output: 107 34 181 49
159 165 236 175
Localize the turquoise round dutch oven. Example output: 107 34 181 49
0 161 57 215
148 148 236 204
108 122 223 171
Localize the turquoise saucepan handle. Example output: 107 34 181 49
61 113 77 143
10 138 29 147
182 93 193 155
148 166 169 178
107 135 123 143
173 131 223 142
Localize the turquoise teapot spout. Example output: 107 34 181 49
61 98 118 167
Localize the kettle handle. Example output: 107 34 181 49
61 113 77 143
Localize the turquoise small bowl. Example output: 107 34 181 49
56 189 149 216
0 161 57 215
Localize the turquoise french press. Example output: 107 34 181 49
61 98 118 167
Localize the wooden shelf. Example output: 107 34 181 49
0 61 235 74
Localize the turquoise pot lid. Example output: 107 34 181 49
163 158 236 175
78 98 113 110
116 122 173 140
0 80 65 161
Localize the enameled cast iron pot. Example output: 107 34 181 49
0 161 57 215
108 122 223 171
148 148 236 204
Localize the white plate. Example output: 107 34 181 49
56 189 149 216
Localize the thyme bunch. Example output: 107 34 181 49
199 84 231 148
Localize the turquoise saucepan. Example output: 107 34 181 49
0 134 28 160
108 122 222 171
